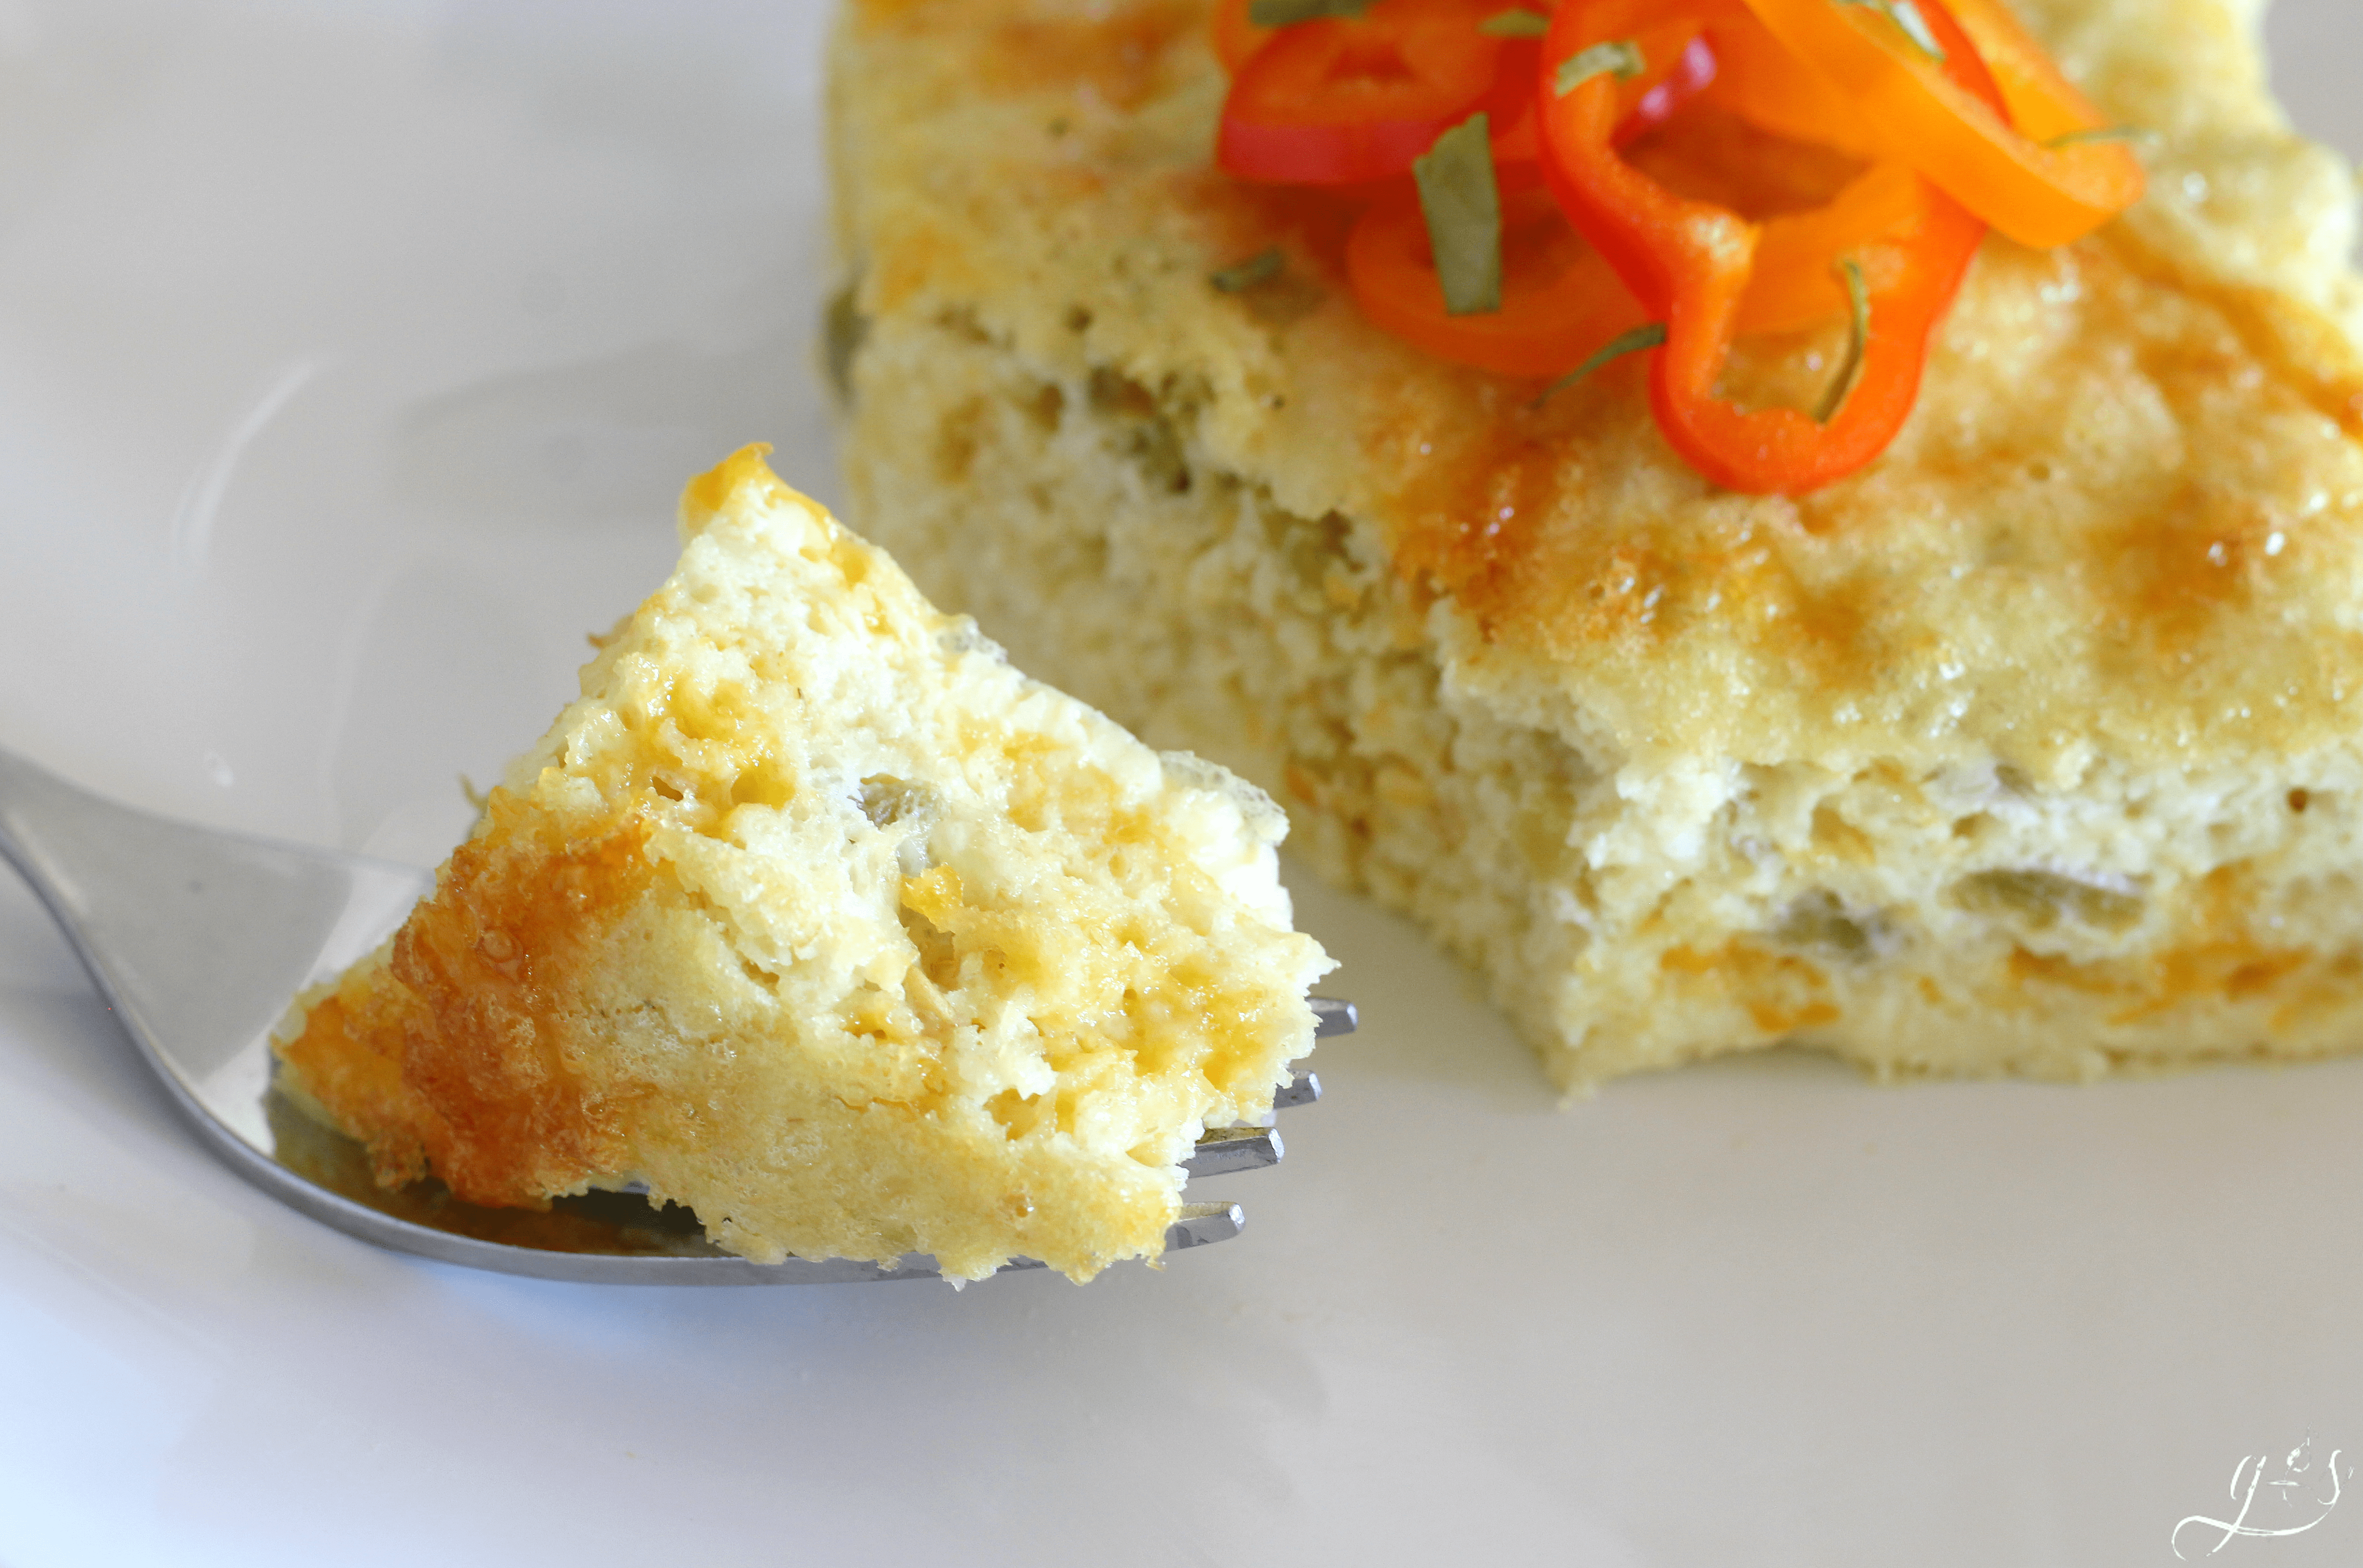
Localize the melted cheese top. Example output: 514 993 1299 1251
838 0 2363 784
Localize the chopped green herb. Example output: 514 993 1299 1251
825 280 869 404
1553 38 1645 97
1883 0 1945 59
2042 123 2154 149
1248 0 1370 25
1836 0 1944 62
1812 258 1871 424
1478 8 1551 37
1532 322 1667 407
1414 113 1503 316
1211 247 1285 292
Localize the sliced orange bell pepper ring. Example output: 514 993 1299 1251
1739 160 1932 333
1940 0 2128 146
1537 0 2001 493
1681 13 1956 332
1695 11 1880 160
1733 0 2142 248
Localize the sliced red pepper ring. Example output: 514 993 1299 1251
1218 0 1519 184
1214 0 1541 76
1653 185 1986 493
1536 0 2001 493
1560 16 1724 133
1733 0 2143 247
1619 34 1721 145
1533 1 1750 320
1495 29 1719 163
1341 35 1719 378
1213 0 1556 171
1600 4 1987 336
1211 0 2137 497
1212 2 1718 186
1478 38 1550 163
1210 0 1276 74
1347 181 1651 377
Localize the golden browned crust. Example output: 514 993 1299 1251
280 797 659 1208
834 0 2363 779
830 0 2363 1089
277 454 1331 1277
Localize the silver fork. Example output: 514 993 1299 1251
0 745 1353 1284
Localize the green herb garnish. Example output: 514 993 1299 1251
1478 8 1551 37
1211 247 1286 293
2042 123 2155 149
825 281 869 404
1553 38 1645 97
1248 0 1370 25
1812 259 1871 424
1414 113 1503 316
1533 322 1668 407
1837 0 1945 62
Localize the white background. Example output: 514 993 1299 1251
2 2 2361 1563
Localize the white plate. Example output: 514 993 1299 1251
3 3 2361 1563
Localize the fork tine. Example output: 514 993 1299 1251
0 744 1347 1280
1164 1201 1243 1250
1182 1125 1281 1176
1310 995 1358 1037
1271 1069 1321 1108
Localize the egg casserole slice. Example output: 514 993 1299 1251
830 0 2363 1089
274 449 1332 1281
